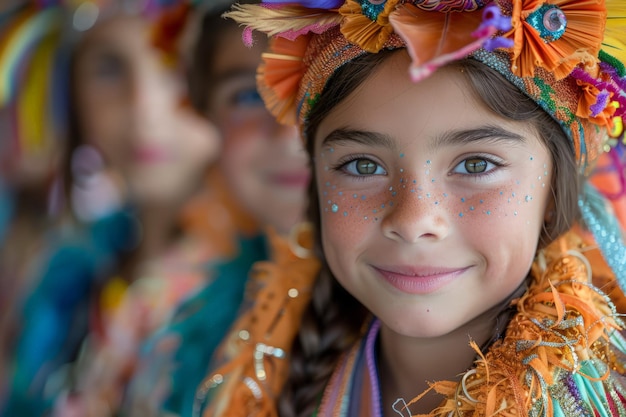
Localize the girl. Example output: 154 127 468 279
195 0 626 416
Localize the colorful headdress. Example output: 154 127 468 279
0 0 192 168
226 0 626 287
227 1 625 158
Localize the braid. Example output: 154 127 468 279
279 265 367 417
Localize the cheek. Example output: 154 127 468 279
316 172 390 253
446 164 550 225
77 97 127 151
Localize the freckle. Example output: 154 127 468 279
343 211 348 217
331 204 338 213
411 189 415 193
338 191 343 196
461 197 465 202
374 217 378 221
361 195 367 200
525 195 532 202
426 309 430 313
479 199 484 204
499 191 503 195
392 191 397 196
389 201 394 206
381 204 385 208
353 194 358 198
373 209 377 213
469 206 475 211
413 180 417 184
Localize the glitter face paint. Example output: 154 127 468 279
313 51 553 338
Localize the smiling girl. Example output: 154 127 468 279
194 0 626 416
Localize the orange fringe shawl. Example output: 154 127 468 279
406 228 626 416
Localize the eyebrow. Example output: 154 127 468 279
432 125 526 151
321 129 397 150
321 125 526 151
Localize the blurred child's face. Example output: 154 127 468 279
207 26 309 235
74 16 218 205
314 52 553 339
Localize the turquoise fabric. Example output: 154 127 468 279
1 209 140 417
129 233 268 417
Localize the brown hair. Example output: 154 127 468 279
187 0 259 114
278 50 581 417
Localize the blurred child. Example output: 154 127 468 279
122 2 310 415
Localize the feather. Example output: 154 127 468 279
224 4 342 39
603 0 626 63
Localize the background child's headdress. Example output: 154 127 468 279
227 0 626 291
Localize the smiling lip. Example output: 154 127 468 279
373 265 471 295
133 146 171 164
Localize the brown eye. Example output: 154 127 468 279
465 158 488 173
356 159 378 174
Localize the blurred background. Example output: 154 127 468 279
0 0 308 415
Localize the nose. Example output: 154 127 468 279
381 186 451 244
129 64 178 129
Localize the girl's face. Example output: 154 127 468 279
74 16 218 205
207 26 309 235
314 52 553 339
